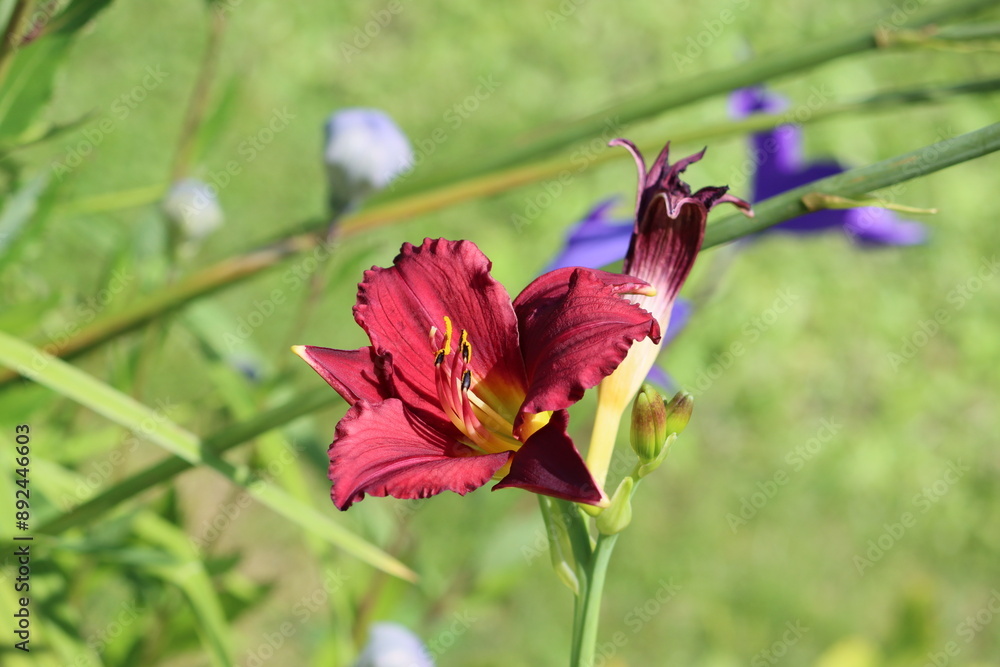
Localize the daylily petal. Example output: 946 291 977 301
626 194 706 313
329 398 512 510
292 345 389 405
493 411 604 505
513 267 659 427
354 238 528 421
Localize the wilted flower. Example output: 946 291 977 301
730 86 927 246
587 140 751 488
324 108 413 213
547 86 925 273
294 238 660 509
162 179 224 242
353 623 433 667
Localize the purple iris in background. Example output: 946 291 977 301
730 86 926 246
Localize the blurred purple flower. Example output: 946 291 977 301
324 108 413 214
545 198 631 273
353 622 433 667
730 86 927 246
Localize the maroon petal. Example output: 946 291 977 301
493 411 604 505
512 267 660 430
610 140 751 316
354 238 529 422
329 399 512 510
292 345 390 405
625 194 706 308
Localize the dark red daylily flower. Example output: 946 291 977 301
294 238 660 509
588 140 753 488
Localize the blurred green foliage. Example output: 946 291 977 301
0 0 999 665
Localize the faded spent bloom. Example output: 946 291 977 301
588 140 752 487
294 238 660 509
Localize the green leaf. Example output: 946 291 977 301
0 169 57 275
0 110 95 157
0 330 417 582
189 74 243 166
0 35 70 142
132 513 233 667
45 0 115 36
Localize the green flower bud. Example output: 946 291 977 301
635 392 693 478
630 384 668 465
596 476 634 535
663 391 694 436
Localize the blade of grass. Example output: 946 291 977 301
0 331 416 581
36 388 339 535
132 513 233 667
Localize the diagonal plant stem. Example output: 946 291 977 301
390 0 1000 193
0 331 415 581
36 388 340 535
0 0 30 83
170 7 227 181
703 121 1000 247
3 118 999 390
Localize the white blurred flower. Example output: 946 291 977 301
162 179 224 242
323 108 413 213
352 622 433 667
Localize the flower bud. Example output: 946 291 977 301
596 476 633 535
162 179 224 242
663 390 694 437
323 108 413 214
629 383 668 465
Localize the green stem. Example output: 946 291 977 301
36 388 340 534
0 0 29 83
392 0 1000 192
572 533 620 667
170 8 227 181
4 118 999 389
704 121 1000 248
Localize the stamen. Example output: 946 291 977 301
434 350 445 366
460 330 472 363
466 391 516 434
461 370 471 391
442 316 453 356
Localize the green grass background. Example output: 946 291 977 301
2 0 1000 665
